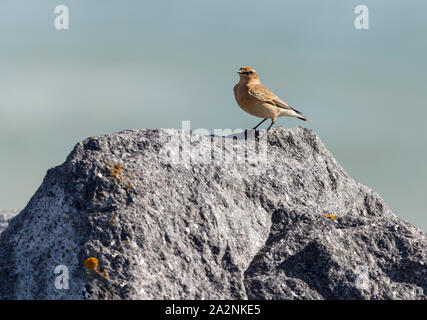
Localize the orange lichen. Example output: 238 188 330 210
83 257 110 280
84 257 99 270
107 214 117 227
105 162 135 192
323 214 338 221
109 163 124 179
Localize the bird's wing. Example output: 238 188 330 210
248 84 303 115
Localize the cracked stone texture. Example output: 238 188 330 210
0 127 425 299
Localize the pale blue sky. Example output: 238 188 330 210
0 1 426 230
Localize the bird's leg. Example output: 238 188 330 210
253 118 268 130
266 119 276 132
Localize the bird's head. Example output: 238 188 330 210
237 66 258 81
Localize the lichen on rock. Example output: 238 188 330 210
0 127 425 300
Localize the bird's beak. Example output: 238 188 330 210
237 70 242 74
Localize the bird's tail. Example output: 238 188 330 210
289 105 310 121
297 115 310 121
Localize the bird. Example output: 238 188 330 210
233 66 309 132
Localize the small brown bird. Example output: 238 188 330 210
233 66 309 131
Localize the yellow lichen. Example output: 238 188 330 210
323 214 338 220
84 257 99 270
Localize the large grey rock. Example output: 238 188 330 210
0 127 425 300
0 210 18 234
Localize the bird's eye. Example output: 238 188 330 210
249 71 254 75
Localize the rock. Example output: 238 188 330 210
0 127 425 300
0 210 18 235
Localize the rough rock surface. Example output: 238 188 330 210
0 210 18 235
0 127 425 300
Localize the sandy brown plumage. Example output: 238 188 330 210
233 66 308 131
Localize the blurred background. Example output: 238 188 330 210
0 0 426 231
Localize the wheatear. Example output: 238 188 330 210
233 66 308 131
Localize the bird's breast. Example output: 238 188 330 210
234 87 279 119
233 83 252 106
